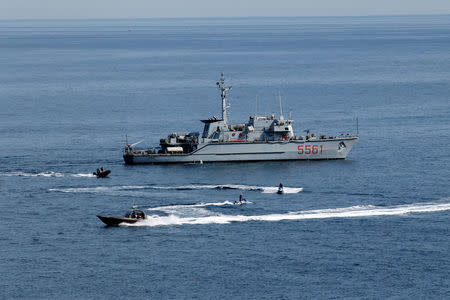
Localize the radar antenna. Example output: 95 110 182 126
216 72 232 124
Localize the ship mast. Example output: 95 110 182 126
216 72 232 124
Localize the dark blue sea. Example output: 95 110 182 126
1 15 449 299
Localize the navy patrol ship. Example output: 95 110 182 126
123 73 357 164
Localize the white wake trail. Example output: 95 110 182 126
49 185 148 193
143 184 303 194
260 187 303 194
1 171 96 178
1 171 65 177
125 200 450 227
71 173 96 178
148 201 235 211
49 184 303 194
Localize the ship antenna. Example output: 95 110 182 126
255 95 258 117
278 91 284 120
356 117 359 136
216 72 232 124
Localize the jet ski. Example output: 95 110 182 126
277 182 284 194
234 194 247 205
93 168 111 178
97 206 146 226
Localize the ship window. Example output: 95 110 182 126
202 124 210 138
285 127 289 130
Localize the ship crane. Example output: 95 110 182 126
125 134 143 152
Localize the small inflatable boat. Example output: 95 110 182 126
93 169 111 178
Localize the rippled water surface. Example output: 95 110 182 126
1 15 449 299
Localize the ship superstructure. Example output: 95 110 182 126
123 73 357 164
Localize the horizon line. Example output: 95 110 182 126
1 13 449 22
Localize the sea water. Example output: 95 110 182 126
0 15 449 299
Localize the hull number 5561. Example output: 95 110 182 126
298 144 323 155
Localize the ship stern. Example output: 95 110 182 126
123 153 134 164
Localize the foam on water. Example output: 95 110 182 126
260 187 303 194
158 184 303 194
1 171 65 177
123 199 450 227
49 185 147 193
148 201 251 218
148 201 235 211
71 173 96 178
1 171 96 178
49 184 302 194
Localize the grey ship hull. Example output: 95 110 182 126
124 137 357 164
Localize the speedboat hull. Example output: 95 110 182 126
94 170 111 178
97 215 139 226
